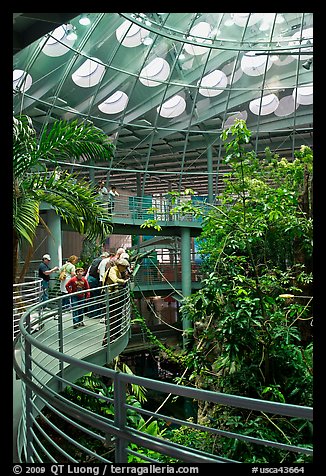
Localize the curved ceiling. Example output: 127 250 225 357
13 12 313 196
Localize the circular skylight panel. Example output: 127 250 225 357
157 95 186 118
274 95 299 116
292 85 313 105
222 62 243 84
241 52 272 76
198 70 228 97
41 25 75 57
289 28 313 59
72 58 106 87
98 91 129 114
223 110 248 129
233 13 262 27
184 22 212 56
249 93 279 115
13 69 32 92
116 20 150 47
139 58 170 87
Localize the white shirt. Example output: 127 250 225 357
108 189 119 201
98 258 112 282
98 186 108 201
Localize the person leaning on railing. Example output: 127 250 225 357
101 258 130 346
38 254 59 304
86 251 109 318
108 185 119 214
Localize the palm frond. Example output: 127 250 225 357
13 115 115 278
13 197 40 245
13 115 38 178
37 119 115 164
26 171 113 241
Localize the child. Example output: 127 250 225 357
65 268 90 328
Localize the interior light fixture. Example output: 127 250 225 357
79 14 91 26
302 58 313 70
66 24 77 41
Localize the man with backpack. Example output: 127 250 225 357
85 251 109 318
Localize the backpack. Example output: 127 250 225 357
59 262 74 281
59 264 68 281
88 257 102 279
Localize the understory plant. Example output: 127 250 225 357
175 120 313 462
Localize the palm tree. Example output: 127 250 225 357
13 115 115 282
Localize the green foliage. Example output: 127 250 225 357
131 297 185 366
140 219 162 231
13 114 114 279
79 239 104 270
176 120 313 462
60 370 171 463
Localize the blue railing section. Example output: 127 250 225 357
13 286 313 464
101 194 211 223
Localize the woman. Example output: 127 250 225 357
59 255 78 311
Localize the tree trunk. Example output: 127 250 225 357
13 230 19 284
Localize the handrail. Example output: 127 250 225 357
97 194 210 223
13 277 43 340
13 286 313 464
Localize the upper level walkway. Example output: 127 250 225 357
41 194 209 237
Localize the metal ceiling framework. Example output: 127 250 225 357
13 12 313 196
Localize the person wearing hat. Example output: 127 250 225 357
65 268 91 328
38 254 59 303
102 258 130 288
101 258 130 345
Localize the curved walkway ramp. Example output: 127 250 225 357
13 287 313 464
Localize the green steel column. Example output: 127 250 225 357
47 209 63 269
181 227 192 347
89 159 96 187
207 145 213 204
136 173 142 197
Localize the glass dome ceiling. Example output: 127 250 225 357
13 12 313 196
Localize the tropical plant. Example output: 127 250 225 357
139 121 313 461
13 114 115 281
173 121 313 462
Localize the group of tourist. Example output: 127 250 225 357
38 246 132 332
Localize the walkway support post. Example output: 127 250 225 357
207 145 214 204
181 227 192 348
47 209 62 292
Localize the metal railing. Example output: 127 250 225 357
18 261 203 289
13 286 313 464
101 194 210 223
13 277 43 340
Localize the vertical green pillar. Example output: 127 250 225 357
181 227 192 348
207 145 213 204
89 159 96 187
47 209 62 269
136 173 142 197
